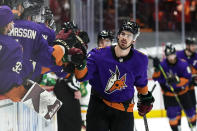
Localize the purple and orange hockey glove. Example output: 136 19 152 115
137 91 155 116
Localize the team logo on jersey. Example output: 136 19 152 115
42 34 48 40
105 66 127 94
12 61 22 74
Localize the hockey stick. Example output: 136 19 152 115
158 64 193 128
142 84 156 131
143 115 149 131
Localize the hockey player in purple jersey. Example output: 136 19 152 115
176 37 197 120
152 43 196 131
74 20 155 131
0 5 27 102
30 6 57 82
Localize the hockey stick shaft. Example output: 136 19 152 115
142 84 156 131
143 115 149 131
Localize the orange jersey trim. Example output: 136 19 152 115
41 67 51 74
162 86 189 96
103 99 134 112
65 73 71 79
176 77 189 87
169 115 181 126
191 66 197 74
152 71 161 78
136 86 148 94
52 45 64 66
75 67 88 80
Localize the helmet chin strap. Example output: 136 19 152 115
186 45 195 56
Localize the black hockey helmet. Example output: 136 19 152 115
165 42 176 56
185 37 197 45
118 20 140 41
62 21 78 33
97 30 114 42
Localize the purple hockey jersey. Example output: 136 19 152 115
153 58 191 90
8 20 66 80
82 46 148 102
0 34 23 94
39 23 56 46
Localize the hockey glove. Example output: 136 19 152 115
62 63 75 73
137 91 155 116
75 31 89 55
153 57 160 71
62 47 86 66
54 30 77 55
166 75 180 85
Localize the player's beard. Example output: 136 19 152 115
118 40 132 50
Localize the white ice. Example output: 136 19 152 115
134 117 193 131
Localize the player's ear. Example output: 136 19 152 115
117 34 120 41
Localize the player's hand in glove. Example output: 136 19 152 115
62 47 86 66
153 57 160 71
62 63 75 73
166 75 180 85
137 91 155 116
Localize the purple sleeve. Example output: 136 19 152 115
48 30 56 45
0 43 23 94
153 72 166 85
50 66 68 78
80 49 98 81
32 35 55 68
134 55 148 87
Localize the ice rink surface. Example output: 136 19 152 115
134 117 192 131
